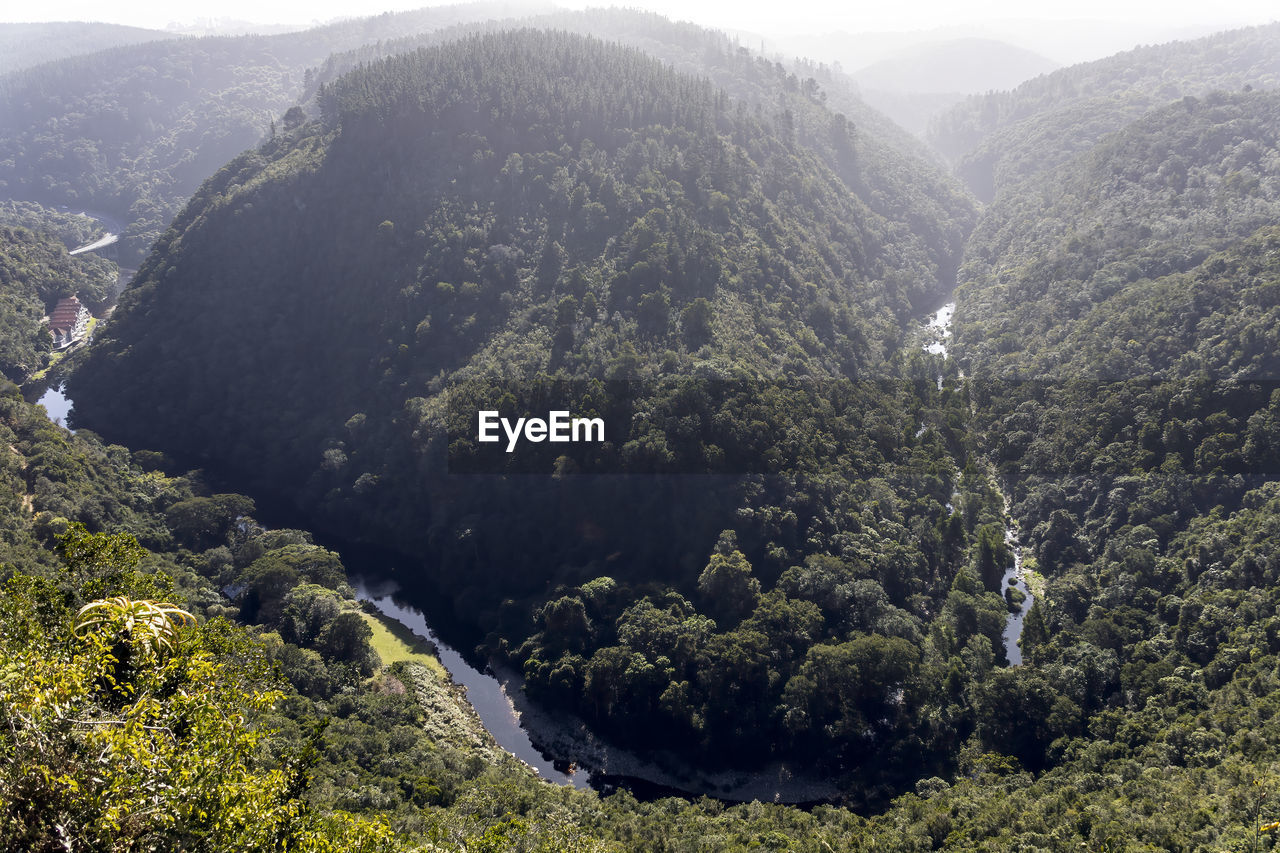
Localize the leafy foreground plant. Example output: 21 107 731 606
0 540 394 852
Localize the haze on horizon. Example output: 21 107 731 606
4 0 1277 44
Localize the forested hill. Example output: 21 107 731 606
956 88 1280 379
73 30 995 781
305 8 974 271
0 219 116 384
0 22 170 75
932 77 1280 853
75 28 972 490
0 3 549 263
21 20 1280 852
928 23 1280 201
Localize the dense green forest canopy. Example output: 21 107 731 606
10 10 1280 850
929 22 1280 201
932 60 1280 853
71 29 990 781
2 288 1276 851
956 89 1280 379
306 7 975 268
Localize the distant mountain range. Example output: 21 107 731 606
0 22 170 75
853 38 1058 95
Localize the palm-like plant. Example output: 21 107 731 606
73 597 195 664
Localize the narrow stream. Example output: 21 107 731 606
920 298 1031 664
1000 529 1034 666
922 301 954 356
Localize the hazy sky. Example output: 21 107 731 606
5 0 1277 36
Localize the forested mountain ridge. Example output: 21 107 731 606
956 88 1280 379
924 69 1280 853
0 3 552 264
71 30 1002 783
304 8 975 269
929 22 1280 201
0 21 170 76
11 13 1280 851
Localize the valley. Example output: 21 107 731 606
4 7 1280 851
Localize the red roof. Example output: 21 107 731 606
49 296 86 332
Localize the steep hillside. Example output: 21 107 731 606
6 357 1280 853
929 23 1280 200
15 19 1280 851
957 89 1280 378
305 8 976 266
73 30 994 781
934 85 1280 851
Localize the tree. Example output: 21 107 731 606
696 549 761 628
283 105 307 131
165 494 256 550
0 572 392 850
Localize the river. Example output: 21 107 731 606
921 298 1032 665
351 574 587 789
338 295 1030 794
1001 526 1034 666
352 572 839 803
64 207 123 256
37 384 74 430
34 289 1016 801
922 301 954 356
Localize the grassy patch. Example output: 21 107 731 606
29 349 66 384
362 611 447 679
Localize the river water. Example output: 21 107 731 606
352 572 839 803
921 299 1032 664
337 295 1032 794
923 301 954 356
35 287 1021 799
65 207 123 256
37 384 74 429
351 575 587 789
1001 529 1034 666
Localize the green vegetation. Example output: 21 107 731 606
4 368 1280 853
307 7 975 270
0 4 553 264
958 88 1280 378
11 10 1280 850
362 611 449 678
0 203 118 383
72 30 990 784
930 22 1280 200
0 22 169 76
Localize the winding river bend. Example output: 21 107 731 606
353 572 839 803
38 284 1026 799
